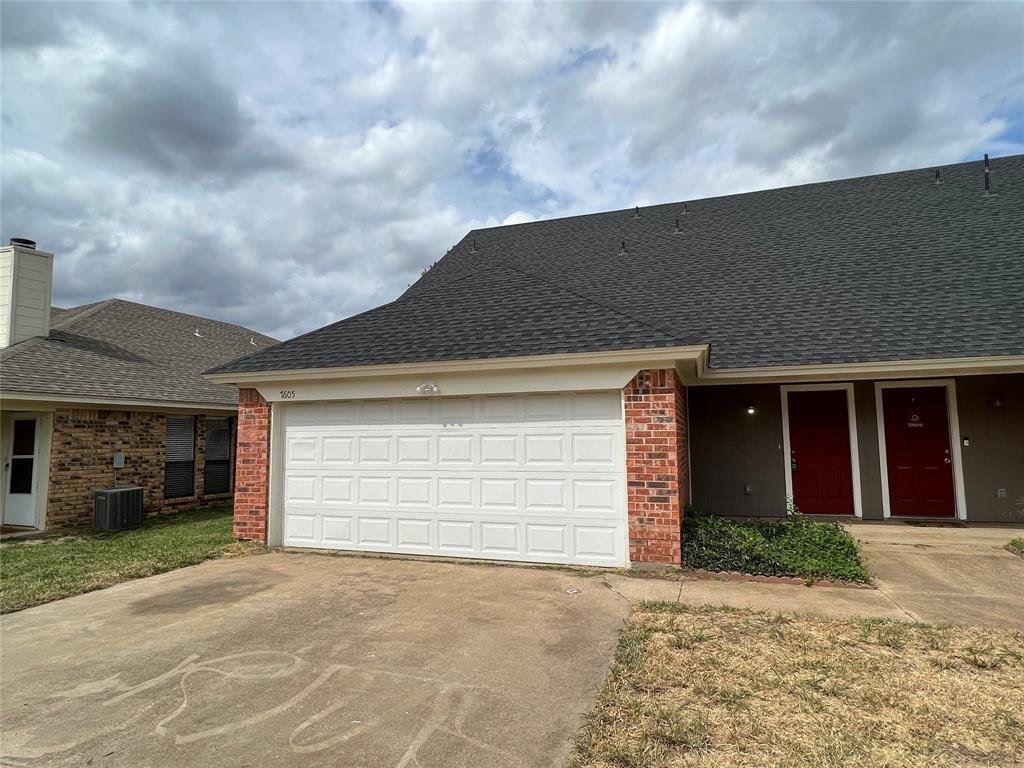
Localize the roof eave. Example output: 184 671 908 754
205 345 711 386
0 391 240 412
695 355 1024 385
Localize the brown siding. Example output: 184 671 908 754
955 373 1024 523
689 384 786 517
46 410 233 529
691 374 1023 523
853 381 885 520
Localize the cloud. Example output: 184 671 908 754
69 45 293 181
1 0 1021 340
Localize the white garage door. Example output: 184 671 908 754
281 391 627 566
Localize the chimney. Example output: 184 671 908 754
1 238 54 348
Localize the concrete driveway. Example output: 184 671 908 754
0 552 631 768
3 530 1020 768
849 522 1024 629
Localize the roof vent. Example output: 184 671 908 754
681 202 689 214
9 237 35 249
933 170 943 184
633 206 641 219
984 153 991 172
470 238 478 253
194 327 203 338
984 168 993 195
674 216 681 233
249 336 257 346
620 240 628 255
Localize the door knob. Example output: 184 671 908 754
944 457 951 464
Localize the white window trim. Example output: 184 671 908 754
780 383 863 518
874 379 967 520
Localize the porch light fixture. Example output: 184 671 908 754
415 380 439 394
745 404 756 416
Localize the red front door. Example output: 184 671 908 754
787 389 855 515
881 386 956 517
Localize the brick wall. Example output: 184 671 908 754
233 388 271 541
46 410 233 529
624 369 690 564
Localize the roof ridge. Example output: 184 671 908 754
463 152 1023 237
50 298 119 331
52 297 275 341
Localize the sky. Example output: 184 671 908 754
2 1 1022 341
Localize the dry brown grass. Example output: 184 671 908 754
570 602 1024 768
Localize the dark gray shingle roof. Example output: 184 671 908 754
3 299 277 405
212 154 1024 375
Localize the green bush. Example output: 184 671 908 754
681 505 869 582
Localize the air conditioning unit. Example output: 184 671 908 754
93 487 144 532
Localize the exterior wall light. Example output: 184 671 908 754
745 405 756 416
415 380 440 394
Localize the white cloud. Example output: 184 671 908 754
1 0 1020 339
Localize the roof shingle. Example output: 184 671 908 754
211 154 1024 375
3 300 277 405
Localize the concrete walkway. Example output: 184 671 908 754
846 521 1024 630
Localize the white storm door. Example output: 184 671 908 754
4 417 39 527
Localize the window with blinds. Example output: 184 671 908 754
165 416 196 498
203 417 233 495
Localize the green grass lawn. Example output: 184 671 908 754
682 509 870 583
1009 538 1024 556
0 507 256 613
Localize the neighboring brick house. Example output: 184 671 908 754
209 155 1023 568
0 239 276 531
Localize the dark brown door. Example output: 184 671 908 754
882 387 955 517
787 390 855 515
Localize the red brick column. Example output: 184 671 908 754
234 388 271 541
624 369 690 564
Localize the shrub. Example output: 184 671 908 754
681 504 869 582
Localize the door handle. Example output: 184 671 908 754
944 457 952 464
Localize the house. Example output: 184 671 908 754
207 155 1024 568
0 239 277 531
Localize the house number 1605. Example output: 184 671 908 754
280 390 296 399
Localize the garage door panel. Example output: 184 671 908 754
526 524 568 558
322 476 353 503
396 476 432 506
285 475 317 503
524 434 565 465
438 520 474 552
438 434 474 464
480 478 518 510
281 392 627 566
525 478 567 512
573 479 618 514
357 435 392 464
574 526 620 562
357 476 392 505
358 517 391 546
479 434 518 464
357 401 395 424
396 435 432 464
286 436 318 464
480 522 519 555
396 519 432 549
285 513 317 542
321 515 354 544
322 436 354 464
572 433 617 466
